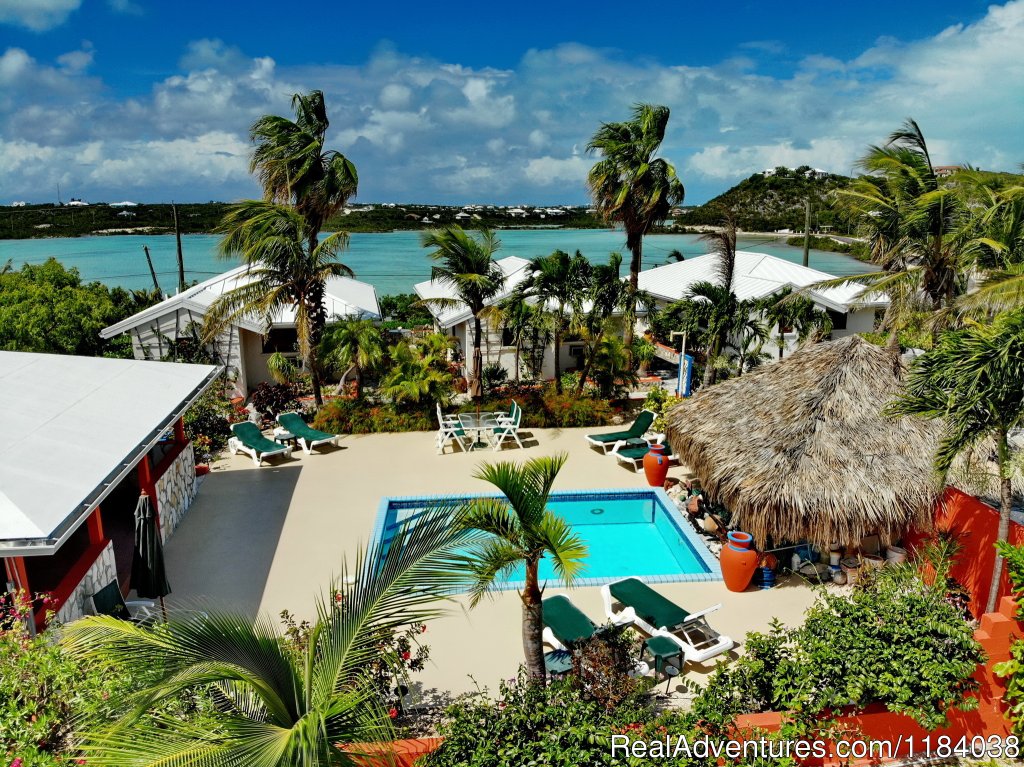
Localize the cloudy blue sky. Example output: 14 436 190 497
1 0 1021 205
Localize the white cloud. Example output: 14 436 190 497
0 0 80 31
2 2 1023 205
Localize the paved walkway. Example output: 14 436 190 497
164 427 817 695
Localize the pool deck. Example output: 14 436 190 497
162 426 818 697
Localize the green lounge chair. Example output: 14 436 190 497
276 411 340 455
601 577 734 663
609 437 676 473
229 421 292 467
584 409 656 453
542 593 634 651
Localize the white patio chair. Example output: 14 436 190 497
491 400 524 451
436 403 469 454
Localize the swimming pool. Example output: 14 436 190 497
373 488 721 590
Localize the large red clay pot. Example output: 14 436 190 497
721 531 759 592
643 444 671 487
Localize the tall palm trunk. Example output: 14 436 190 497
703 333 723 388
514 342 521 383
471 314 484 397
553 307 563 393
521 559 547 684
986 430 1013 615
624 240 642 348
575 326 606 396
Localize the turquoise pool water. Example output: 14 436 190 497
375 489 720 589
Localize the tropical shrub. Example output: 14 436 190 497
312 399 433 434
568 628 650 711
994 540 1024 734
694 564 983 731
643 386 671 432
421 672 654 767
248 381 300 420
182 388 238 454
0 593 216 767
481 362 507 394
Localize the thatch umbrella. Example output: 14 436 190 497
665 336 943 548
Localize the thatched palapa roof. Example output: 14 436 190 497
665 336 943 548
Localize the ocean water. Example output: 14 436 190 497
0 229 870 296
381 491 713 587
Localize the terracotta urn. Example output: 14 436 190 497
643 444 671 487
721 531 759 592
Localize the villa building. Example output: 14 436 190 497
0 352 220 630
417 251 885 383
101 265 381 397
637 250 886 355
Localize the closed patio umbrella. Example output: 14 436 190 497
131 492 170 618
470 345 483 398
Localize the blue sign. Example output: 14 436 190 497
677 353 694 397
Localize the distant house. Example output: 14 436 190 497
109 201 138 207
65 199 89 207
117 210 136 218
100 265 380 397
506 208 528 218
10 201 26 207
0 352 220 629
415 256 585 381
934 165 963 178
416 251 885 383
454 212 472 221
637 251 887 354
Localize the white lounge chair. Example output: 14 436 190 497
584 410 656 453
276 412 340 455
601 577 734 664
228 422 292 467
436 403 469 454
491 400 524 451
609 435 677 473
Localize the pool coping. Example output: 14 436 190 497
373 487 722 591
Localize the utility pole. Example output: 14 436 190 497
802 196 811 267
172 202 185 293
143 245 161 295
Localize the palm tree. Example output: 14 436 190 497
886 311 1024 614
496 299 538 382
250 90 358 252
757 287 834 360
729 317 771 376
460 453 587 684
665 249 686 263
574 252 631 396
957 184 1024 315
587 103 685 347
204 201 352 405
421 227 505 398
514 250 591 392
379 339 454 406
61 507 478 767
826 119 973 342
589 335 639 398
320 318 384 398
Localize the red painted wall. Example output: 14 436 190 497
734 596 1022 766
906 487 1024 620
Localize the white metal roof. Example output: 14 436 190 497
100 265 381 339
414 256 532 329
0 352 221 555
637 251 887 312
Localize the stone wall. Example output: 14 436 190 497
155 445 197 544
54 541 116 625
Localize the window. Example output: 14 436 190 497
501 328 515 347
261 328 298 354
826 309 847 331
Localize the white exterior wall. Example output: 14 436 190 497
127 308 244 396
834 308 877 338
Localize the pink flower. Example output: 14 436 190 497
11 758 24 767
388 707 398 719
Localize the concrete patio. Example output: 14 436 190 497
163 426 818 696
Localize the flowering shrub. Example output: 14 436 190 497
311 399 433 434
182 389 238 455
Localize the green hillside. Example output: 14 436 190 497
681 166 853 232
